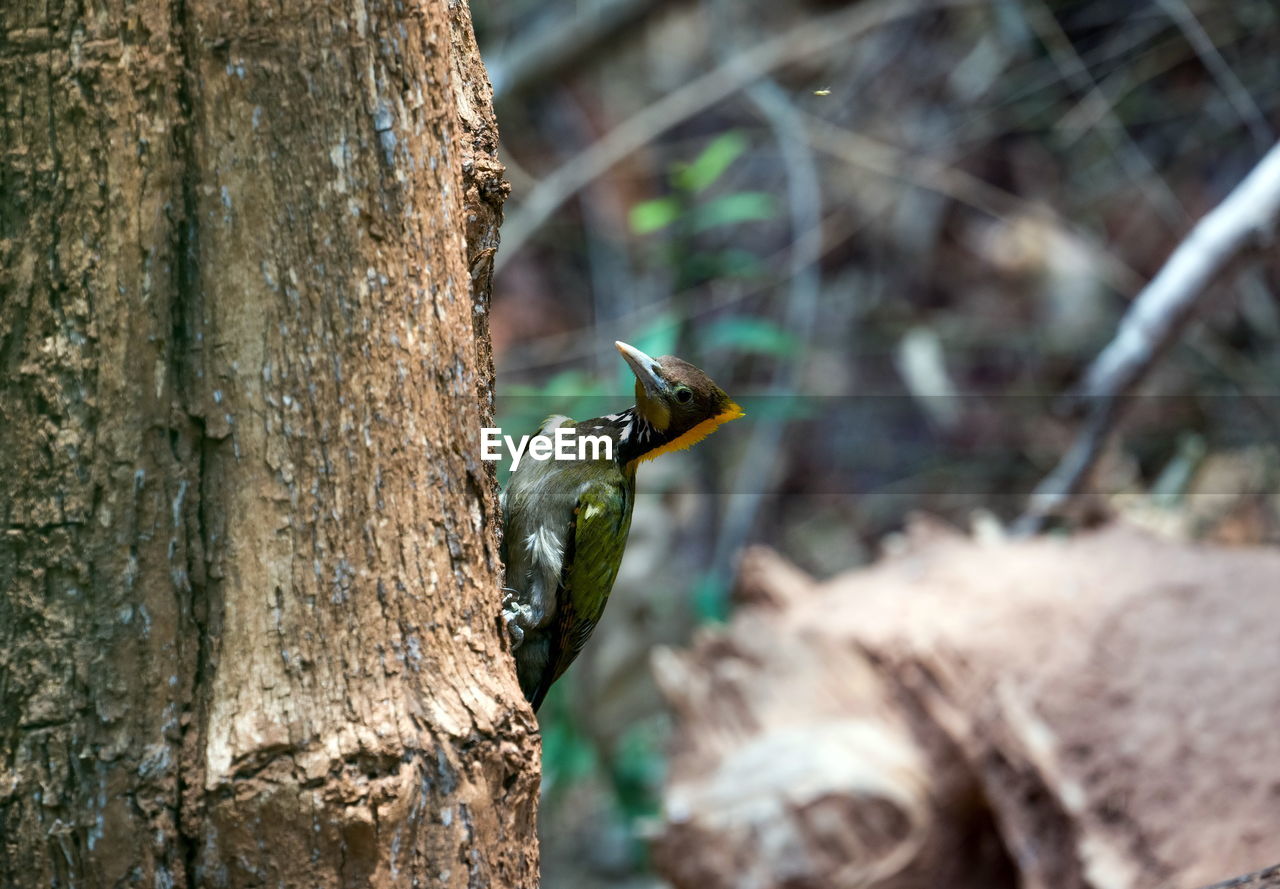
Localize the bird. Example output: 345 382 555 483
500 341 743 711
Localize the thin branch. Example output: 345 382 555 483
703 0 827 600
494 206 878 377
1155 0 1273 151
799 113 1148 296
1081 143 1280 399
487 0 679 104
1021 0 1187 224
1196 863 1280 889
494 0 965 273
804 113 1280 444
1014 140 1280 536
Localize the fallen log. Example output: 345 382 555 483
651 522 1280 889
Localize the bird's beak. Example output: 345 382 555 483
615 341 666 400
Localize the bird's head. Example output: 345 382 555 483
615 341 743 462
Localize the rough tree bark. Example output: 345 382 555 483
0 0 537 886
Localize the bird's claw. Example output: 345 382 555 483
501 592 532 650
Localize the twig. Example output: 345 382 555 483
549 91 641 372
799 113 1148 296
703 0 826 601
494 0 964 273
1021 0 1187 224
805 113 1280 445
1014 140 1280 536
1080 144 1280 398
487 0 680 104
494 207 873 377
1155 0 1273 151
1195 863 1280 889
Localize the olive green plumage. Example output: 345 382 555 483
500 342 742 711
501 426 634 708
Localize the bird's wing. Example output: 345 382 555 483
501 415 578 625
529 476 633 710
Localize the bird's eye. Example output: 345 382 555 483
674 386 693 404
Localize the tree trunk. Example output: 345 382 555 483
0 0 537 886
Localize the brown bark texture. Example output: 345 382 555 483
0 0 537 886
651 523 1280 889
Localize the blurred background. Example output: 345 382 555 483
473 0 1280 884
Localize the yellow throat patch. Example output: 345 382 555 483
632 402 745 466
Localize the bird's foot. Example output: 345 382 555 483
501 593 532 650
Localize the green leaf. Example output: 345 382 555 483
690 191 776 232
713 248 766 279
628 197 681 235
674 131 749 193
703 316 799 357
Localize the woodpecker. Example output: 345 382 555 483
501 341 743 711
